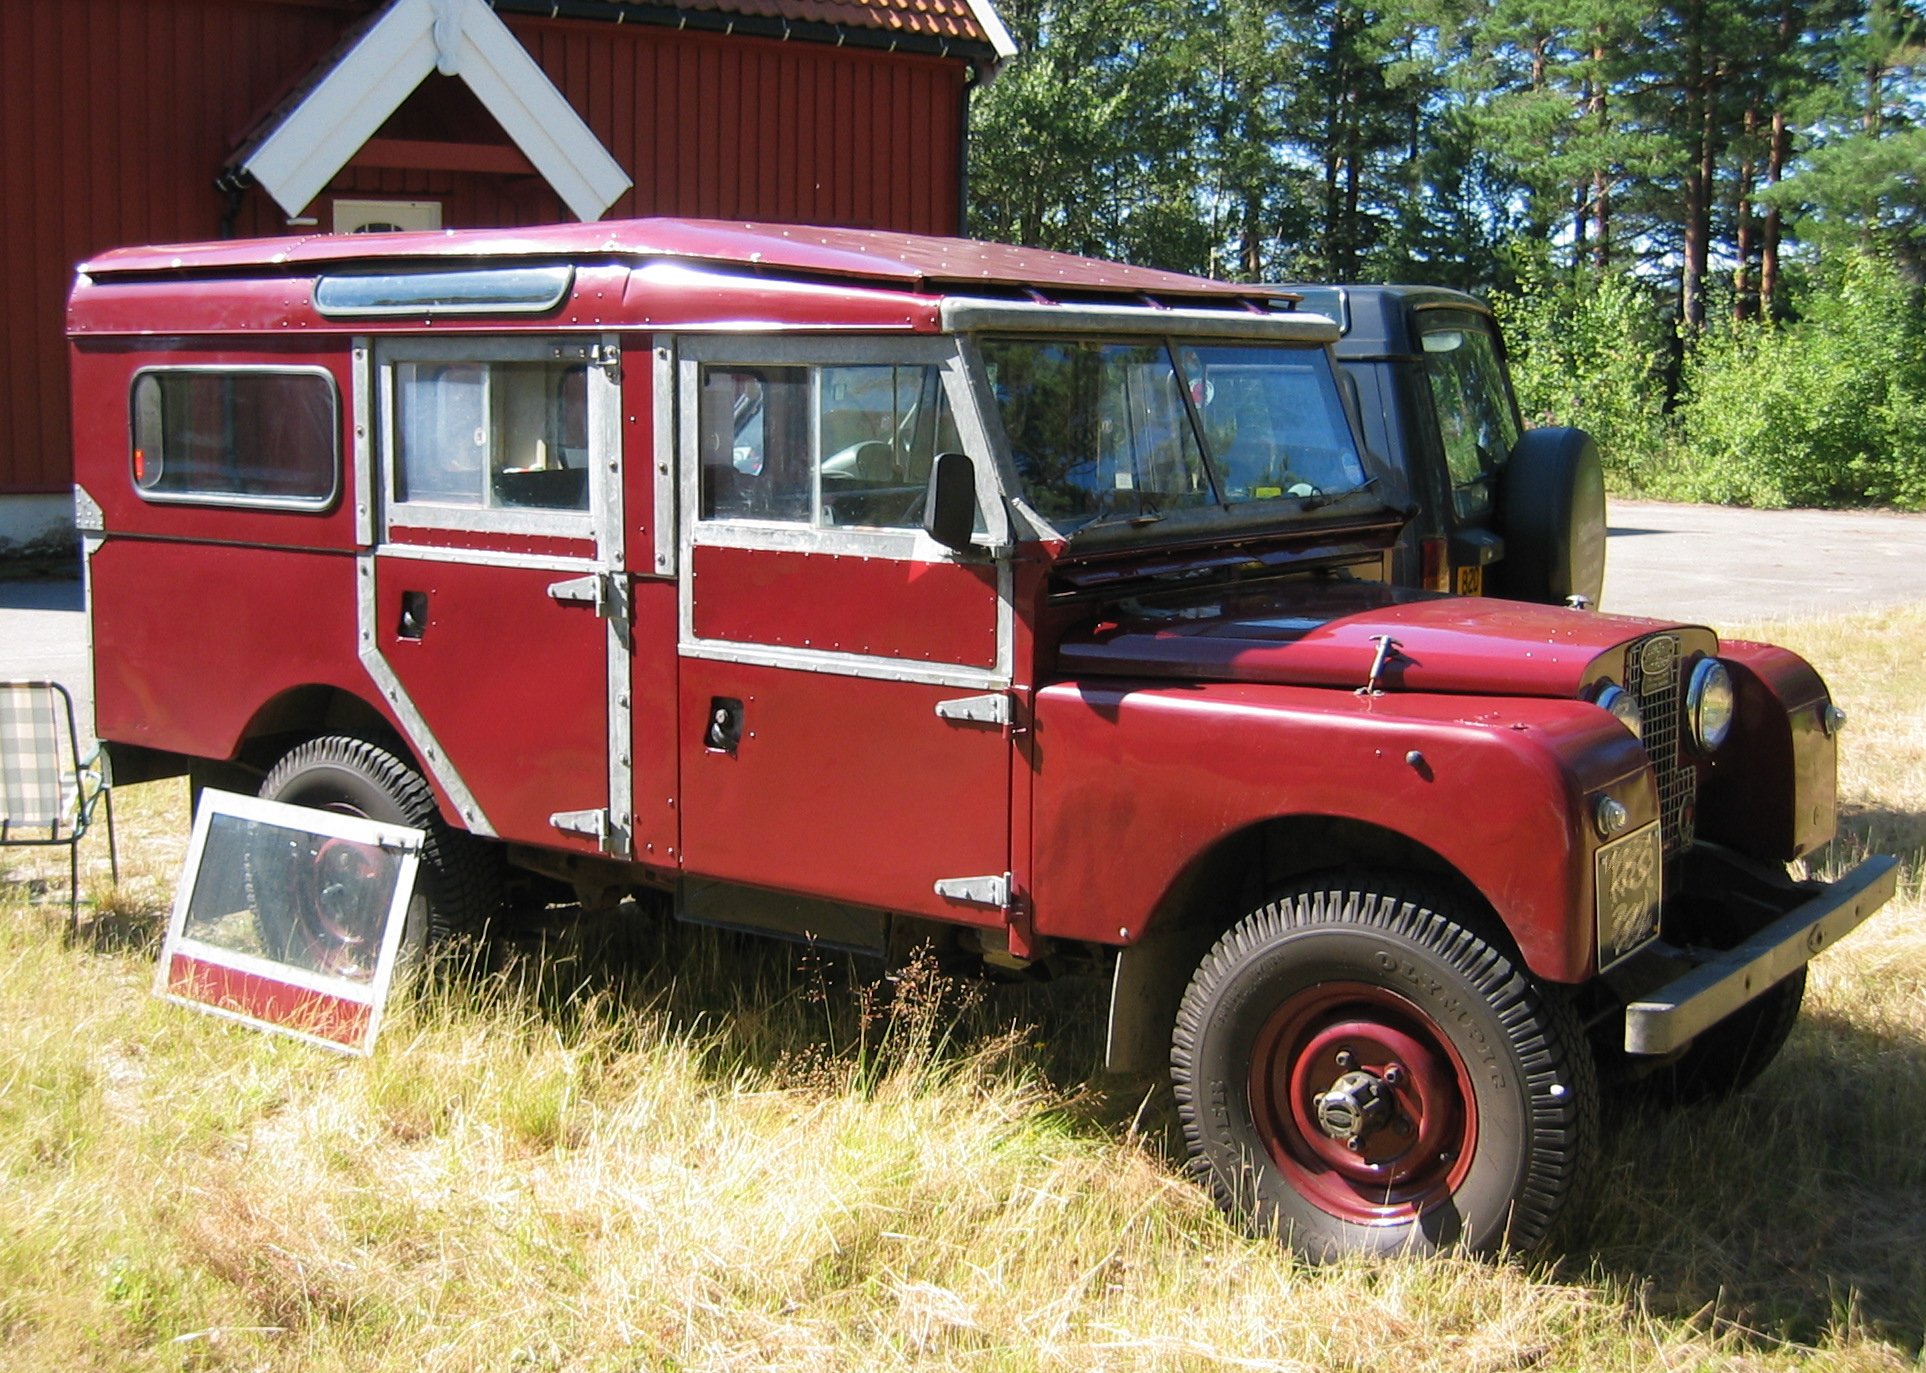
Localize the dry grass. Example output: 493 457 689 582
4 606 1926 1371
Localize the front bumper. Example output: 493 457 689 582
1622 854 1898 1055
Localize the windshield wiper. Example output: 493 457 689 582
1077 508 1167 533
1299 476 1379 511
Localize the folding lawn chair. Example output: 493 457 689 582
0 681 118 936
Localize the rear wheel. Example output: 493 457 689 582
1172 877 1597 1259
255 736 495 970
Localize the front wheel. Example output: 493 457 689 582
1171 878 1597 1259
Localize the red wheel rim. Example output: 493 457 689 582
290 835 383 976
1248 980 1478 1226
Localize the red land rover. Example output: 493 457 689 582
69 219 1894 1259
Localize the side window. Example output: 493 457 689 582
392 358 591 514
1419 321 1521 519
129 369 338 508
698 360 957 529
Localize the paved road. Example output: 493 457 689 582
6 500 1926 736
1602 500 1926 626
0 575 91 736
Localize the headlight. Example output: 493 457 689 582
1686 658 1735 752
1593 683 1643 741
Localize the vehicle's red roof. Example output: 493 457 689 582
79 218 1279 303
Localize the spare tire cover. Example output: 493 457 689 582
1496 426 1606 606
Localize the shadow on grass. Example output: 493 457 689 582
1583 1009 1926 1351
1833 802 1926 877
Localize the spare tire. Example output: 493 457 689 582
1495 426 1606 607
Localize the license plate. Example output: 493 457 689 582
1596 821 1663 969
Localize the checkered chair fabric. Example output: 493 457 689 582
0 683 77 838
0 681 117 935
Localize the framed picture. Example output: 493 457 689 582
153 789 423 1055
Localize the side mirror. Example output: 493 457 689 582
923 450 979 554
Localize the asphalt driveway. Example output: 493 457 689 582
1602 500 1926 626
6 499 1926 735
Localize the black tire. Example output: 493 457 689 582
1171 877 1598 1259
1495 426 1606 607
256 736 496 967
1636 969 1806 1106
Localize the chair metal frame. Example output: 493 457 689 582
0 680 119 936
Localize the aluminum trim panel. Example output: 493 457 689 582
940 298 1340 344
596 333 632 859
368 542 593 573
352 340 375 547
650 334 678 579
678 639 1007 691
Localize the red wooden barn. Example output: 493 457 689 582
0 0 1013 554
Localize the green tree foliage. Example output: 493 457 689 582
1491 268 1670 484
1672 251 1926 506
968 0 1926 508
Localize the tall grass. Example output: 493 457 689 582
4 607 1925 1371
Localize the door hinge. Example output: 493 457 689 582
587 342 622 378
934 692 1012 727
934 871 1013 911
547 571 628 620
549 807 630 858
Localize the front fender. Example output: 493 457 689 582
1029 679 1655 984
1701 640 1837 861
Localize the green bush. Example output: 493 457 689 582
1492 267 1673 489
1673 251 1926 509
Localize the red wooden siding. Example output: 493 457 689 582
4 0 968 496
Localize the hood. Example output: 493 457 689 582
1056 580 1712 698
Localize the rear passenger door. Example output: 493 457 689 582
361 335 628 854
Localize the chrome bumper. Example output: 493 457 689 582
1623 855 1899 1055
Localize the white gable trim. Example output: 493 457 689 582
242 0 631 223
963 0 1018 60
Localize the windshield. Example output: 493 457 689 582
980 337 1369 534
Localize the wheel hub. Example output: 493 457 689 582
1313 1067 1396 1150
1248 984 1480 1225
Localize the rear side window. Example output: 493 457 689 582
129 369 338 508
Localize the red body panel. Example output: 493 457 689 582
372 555 608 850
691 546 999 668
384 528 594 560
166 951 372 1050
1059 580 1712 698
89 539 366 757
1028 679 1655 983
629 578 682 864
677 657 1010 921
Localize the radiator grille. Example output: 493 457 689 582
1626 633 1696 854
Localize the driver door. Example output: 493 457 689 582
669 336 1018 925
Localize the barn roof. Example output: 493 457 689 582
593 0 1015 57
